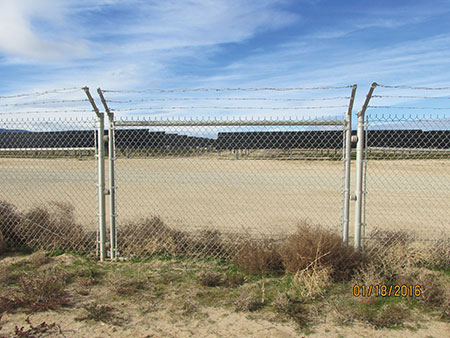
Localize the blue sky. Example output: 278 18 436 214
1 0 450 119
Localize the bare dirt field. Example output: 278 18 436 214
0 157 449 239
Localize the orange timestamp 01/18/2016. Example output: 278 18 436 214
353 284 422 297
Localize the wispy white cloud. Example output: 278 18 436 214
0 0 90 61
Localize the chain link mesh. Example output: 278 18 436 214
362 83 450 264
112 119 347 259
363 115 450 261
0 118 98 255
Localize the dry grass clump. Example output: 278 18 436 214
0 267 70 313
109 276 147 296
0 231 5 254
291 264 333 298
29 250 52 266
0 201 24 250
76 303 122 325
332 299 410 329
19 202 92 253
280 222 363 281
118 216 185 257
234 292 264 312
198 272 223 287
0 265 20 285
118 217 228 258
198 271 245 288
0 201 93 254
232 239 283 275
190 230 231 258
272 293 308 327
358 303 410 329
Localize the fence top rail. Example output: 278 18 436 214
113 118 346 127
367 146 450 153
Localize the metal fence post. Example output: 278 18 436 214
354 110 364 249
98 88 117 261
354 82 376 249
343 84 357 245
83 87 107 261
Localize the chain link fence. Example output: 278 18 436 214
0 118 98 255
111 119 348 259
362 83 450 262
1 84 448 264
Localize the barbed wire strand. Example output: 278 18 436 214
106 96 350 104
369 106 450 110
0 87 81 99
102 85 354 93
0 109 93 116
110 105 348 112
376 83 450 90
0 99 89 108
372 95 450 99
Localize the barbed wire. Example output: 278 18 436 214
375 83 450 90
0 99 89 108
105 96 350 104
372 95 450 100
369 105 450 110
110 105 349 112
0 109 93 116
102 85 354 94
0 87 81 99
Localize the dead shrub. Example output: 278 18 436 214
291 264 332 298
118 217 187 257
232 239 283 275
0 230 5 254
0 267 70 313
366 229 412 252
191 230 230 258
280 222 363 281
352 262 387 290
118 217 230 259
415 271 445 308
0 201 25 250
18 202 92 254
431 237 450 269
3 317 64 337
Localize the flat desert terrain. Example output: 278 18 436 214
1 157 449 239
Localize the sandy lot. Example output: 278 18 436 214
0 157 449 239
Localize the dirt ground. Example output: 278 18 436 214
1 253 449 338
0 157 449 239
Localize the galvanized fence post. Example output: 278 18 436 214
342 84 357 245
354 82 376 249
98 88 117 260
83 87 107 261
